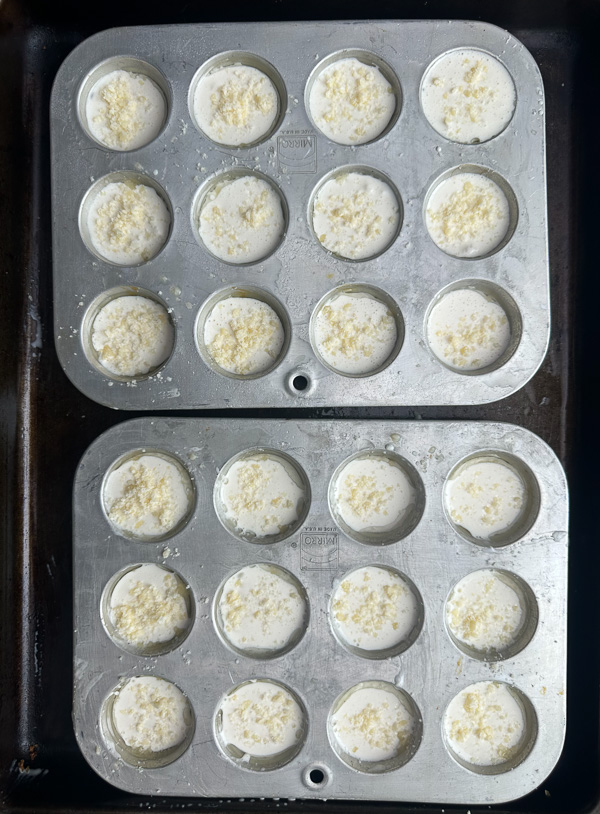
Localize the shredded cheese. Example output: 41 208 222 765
92 296 172 377
428 180 502 245
113 677 189 753
89 181 170 264
108 462 176 530
339 473 393 520
88 70 164 151
111 572 187 646
344 701 409 752
334 578 404 636
207 302 280 374
310 57 395 145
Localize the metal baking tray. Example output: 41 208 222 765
51 19 549 410
72 418 567 803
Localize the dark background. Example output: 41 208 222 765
1 0 598 812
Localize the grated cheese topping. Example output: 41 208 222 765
193 64 278 146
204 297 284 376
332 566 418 650
112 676 190 753
199 175 284 264
446 569 524 652
446 459 526 541
88 181 170 265
220 455 305 538
87 69 165 151
109 564 189 647
421 50 516 144
427 288 510 371
313 172 399 260
91 295 174 377
104 454 191 538
220 681 303 757
334 456 416 534
332 685 415 762
444 681 525 766
309 57 395 145
426 173 510 258
219 564 305 651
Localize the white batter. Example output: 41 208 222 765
108 563 190 648
446 569 525 653
104 454 192 538
203 296 284 376
112 676 191 754
425 172 510 258
193 64 278 146
333 456 416 534
199 175 284 264
220 454 305 537
87 180 170 265
445 458 526 541
313 291 397 375
331 685 416 763
312 172 399 260
427 288 511 371
91 295 174 377
332 566 419 651
309 57 396 145
421 50 516 144
218 564 306 652
86 69 166 151
444 681 526 767
219 681 304 758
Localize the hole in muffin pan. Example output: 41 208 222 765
285 369 316 397
302 764 330 788
442 681 538 775
100 675 195 769
308 165 403 262
327 680 422 774
188 51 287 148
101 448 195 542
443 450 540 547
424 278 522 376
191 168 288 266
310 283 405 378
194 285 291 380
423 164 518 260
328 449 425 545
419 48 517 145
213 562 309 659
214 678 308 771
82 286 175 382
213 447 311 544
79 170 173 267
77 56 171 151
329 564 424 659
100 563 195 657
292 375 309 391
444 568 538 662
305 49 403 146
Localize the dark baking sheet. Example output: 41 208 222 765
0 0 598 812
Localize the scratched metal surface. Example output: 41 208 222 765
51 20 549 409
72 418 568 802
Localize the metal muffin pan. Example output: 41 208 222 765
51 20 548 409
73 419 567 802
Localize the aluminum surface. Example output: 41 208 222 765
73 419 568 803
51 20 549 409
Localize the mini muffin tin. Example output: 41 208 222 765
73 419 567 802
51 20 548 408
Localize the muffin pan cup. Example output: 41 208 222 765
52 20 548 408
73 418 567 802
